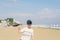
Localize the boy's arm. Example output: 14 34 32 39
31 35 34 40
31 30 34 40
18 26 24 33
18 26 22 38
18 27 21 33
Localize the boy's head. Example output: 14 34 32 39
27 20 32 28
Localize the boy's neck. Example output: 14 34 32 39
27 25 32 29
27 26 31 29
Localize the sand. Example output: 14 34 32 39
0 26 60 40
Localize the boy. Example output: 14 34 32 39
18 20 34 40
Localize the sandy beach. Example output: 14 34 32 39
0 26 60 40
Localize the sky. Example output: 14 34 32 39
0 0 60 25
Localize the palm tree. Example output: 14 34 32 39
0 20 2 23
6 18 13 26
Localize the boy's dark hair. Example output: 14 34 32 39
27 20 32 25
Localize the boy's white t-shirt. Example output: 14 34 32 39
19 27 34 40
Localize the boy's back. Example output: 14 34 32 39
19 27 34 40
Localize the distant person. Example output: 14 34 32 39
18 20 34 40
